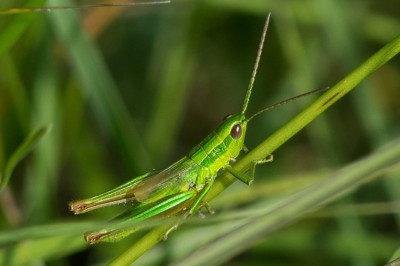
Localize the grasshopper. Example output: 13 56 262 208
68 13 327 244
68 13 273 244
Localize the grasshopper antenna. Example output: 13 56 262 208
241 12 271 115
0 0 171 15
246 86 330 122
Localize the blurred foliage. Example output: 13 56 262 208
0 0 399 265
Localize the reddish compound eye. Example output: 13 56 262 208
230 124 242 139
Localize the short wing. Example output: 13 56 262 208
133 157 203 203
69 157 202 214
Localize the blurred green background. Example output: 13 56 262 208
0 0 399 265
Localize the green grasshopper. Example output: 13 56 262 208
67 13 327 244
69 14 272 243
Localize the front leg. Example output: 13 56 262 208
225 154 273 185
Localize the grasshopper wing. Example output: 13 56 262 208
133 157 203 203
69 157 202 214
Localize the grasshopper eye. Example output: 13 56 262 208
231 124 242 139
223 114 233 121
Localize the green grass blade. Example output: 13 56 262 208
0 235 85 265
145 10 197 164
0 0 47 56
0 221 96 244
46 0 152 172
0 124 51 191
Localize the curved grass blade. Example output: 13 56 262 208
0 124 52 191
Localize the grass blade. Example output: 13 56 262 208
0 124 52 191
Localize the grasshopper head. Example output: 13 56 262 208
215 113 247 158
